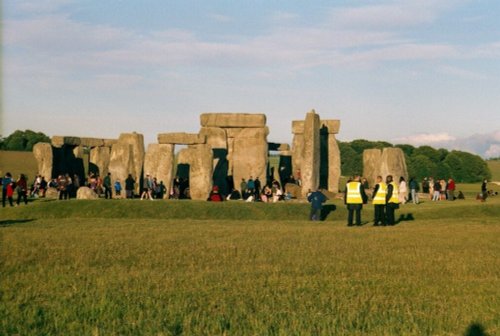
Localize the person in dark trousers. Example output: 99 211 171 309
103 173 112 199
125 174 135 199
386 175 400 225
16 174 28 206
344 175 367 226
372 175 386 226
2 172 13 207
308 188 327 221
481 179 488 202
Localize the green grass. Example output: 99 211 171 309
0 151 38 181
487 159 500 181
1 198 499 335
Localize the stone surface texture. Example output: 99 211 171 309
117 133 145 193
301 111 321 197
144 144 175 197
108 143 135 196
33 142 53 179
232 127 268 188
158 132 205 145
177 144 213 200
77 186 99 199
200 113 266 128
328 134 341 192
90 146 111 177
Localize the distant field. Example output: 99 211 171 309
487 159 500 181
1 198 499 335
0 151 37 180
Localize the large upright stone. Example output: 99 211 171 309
108 142 135 195
33 142 53 179
232 127 268 187
177 144 213 200
328 134 341 193
380 148 408 184
291 133 304 180
144 144 175 197
200 113 266 128
199 127 227 149
301 111 320 197
363 147 408 186
90 146 111 176
363 149 383 186
118 133 145 193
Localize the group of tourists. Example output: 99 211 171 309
208 176 290 202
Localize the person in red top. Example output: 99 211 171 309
16 174 28 205
6 181 15 207
208 185 223 202
447 178 456 201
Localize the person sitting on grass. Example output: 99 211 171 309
208 185 223 202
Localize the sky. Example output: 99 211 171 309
2 0 500 157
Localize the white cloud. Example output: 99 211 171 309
393 131 500 158
394 132 457 145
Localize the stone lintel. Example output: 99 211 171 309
103 139 118 147
268 143 290 151
200 113 266 128
80 137 104 148
51 136 81 148
320 120 340 134
280 150 292 156
158 132 206 145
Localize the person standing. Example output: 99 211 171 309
103 172 112 199
344 175 367 226
2 172 13 207
16 174 28 206
409 177 419 204
307 187 327 221
385 175 399 225
432 179 441 201
125 174 135 199
398 176 407 204
57 174 69 200
372 176 387 226
481 179 488 202
240 178 247 195
447 178 455 201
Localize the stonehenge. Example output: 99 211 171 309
291 110 342 195
32 111 345 200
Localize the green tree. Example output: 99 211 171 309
339 141 362 177
413 146 442 163
408 155 437 179
442 151 491 182
1 130 50 151
395 144 415 157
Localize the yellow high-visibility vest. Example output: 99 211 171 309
388 182 399 204
346 181 363 204
372 182 387 205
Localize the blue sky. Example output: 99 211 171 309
2 0 500 157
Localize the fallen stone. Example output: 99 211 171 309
77 186 99 199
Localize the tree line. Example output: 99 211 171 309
0 130 491 183
339 139 491 183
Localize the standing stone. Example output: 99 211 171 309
33 142 53 179
232 127 268 188
363 149 383 186
108 143 135 196
90 146 111 177
118 133 145 194
328 134 341 193
199 127 227 149
144 144 175 197
291 133 304 180
177 144 213 200
380 147 408 184
301 110 320 197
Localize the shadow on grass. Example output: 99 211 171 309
0 219 35 227
396 213 415 225
321 204 337 221
464 323 488 336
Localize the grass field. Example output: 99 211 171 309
488 159 500 181
1 197 499 335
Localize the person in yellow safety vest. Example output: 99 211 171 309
372 175 387 226
385 175 400 225
344 175 368 226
